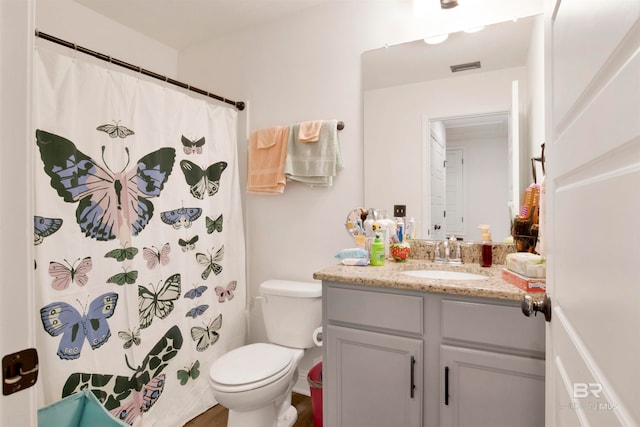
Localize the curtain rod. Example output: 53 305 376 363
35 30 246 111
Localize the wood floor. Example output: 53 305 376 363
184 392 314 427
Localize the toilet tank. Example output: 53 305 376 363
260 279 322 349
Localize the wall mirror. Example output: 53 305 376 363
363 14 543 242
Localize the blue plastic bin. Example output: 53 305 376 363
38 389 128 427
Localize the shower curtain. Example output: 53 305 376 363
33 47 246 426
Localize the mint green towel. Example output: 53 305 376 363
284 119 343 187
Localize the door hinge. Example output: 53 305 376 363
2 348 38 396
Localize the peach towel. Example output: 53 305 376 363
298 120 322 142
247 126 289 194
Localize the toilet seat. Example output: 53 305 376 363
210 343 294 393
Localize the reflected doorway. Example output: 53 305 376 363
428 112 512 241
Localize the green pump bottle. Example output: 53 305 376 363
370 233 385 266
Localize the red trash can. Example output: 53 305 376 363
307 362 323 427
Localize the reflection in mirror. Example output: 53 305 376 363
363 14 544 242
429 113 511 242
345 207 368 237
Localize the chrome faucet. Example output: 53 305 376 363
434 238 462 264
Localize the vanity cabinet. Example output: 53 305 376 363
323 281 545 427
327 325 422 427
439 299 545 427
440 346 544 427
325 285 424 427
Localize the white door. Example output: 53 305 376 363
0 0 38 426
445 149 464 238
545 0 639 425
430 128 446 240
509 80 521 215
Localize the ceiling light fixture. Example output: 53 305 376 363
440 0 458 9
424 34 449 45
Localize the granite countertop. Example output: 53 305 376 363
313 259 528 301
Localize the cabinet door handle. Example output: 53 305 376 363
444 366 450 405
410 356 416 398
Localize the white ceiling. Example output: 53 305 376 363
74 0 337 50
73 1 539 95
362 14 538 90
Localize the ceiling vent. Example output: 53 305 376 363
450 61 481 73
440 0 458 9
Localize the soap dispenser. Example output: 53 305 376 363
370 232 385 266
478 225 492 267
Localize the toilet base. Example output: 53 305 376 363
277 405 298 427
226 403 297 427
227 402 277 427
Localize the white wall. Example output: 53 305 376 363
1 0 37 424
36 0 177 76
365 66 527 239
178 0 543 392
447 133 510 241
526 14 546 182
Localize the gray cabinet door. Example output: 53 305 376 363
326 325 423 427
440 345 544 427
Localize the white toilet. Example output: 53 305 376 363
209 279 322 427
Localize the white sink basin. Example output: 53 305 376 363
401 270 487 280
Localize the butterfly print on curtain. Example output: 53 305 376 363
138 274 181 329
179 160 227 199
205 214 222 234
191 314 222 352
96 121 135 139
178 235 198 252
35 130 176 241
107 267 138 286
181 135 205 155
143 243 170 270
183 285 208 299
215 280 236 303
48 257 92 290
62 326 183 425
104 242 139 262
160 206 202 229
195 246 224 280
34 215 63 245
40 292 118 360
177 360 200 385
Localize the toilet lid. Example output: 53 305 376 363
210 343 293 387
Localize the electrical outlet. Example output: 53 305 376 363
393 204 406 217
